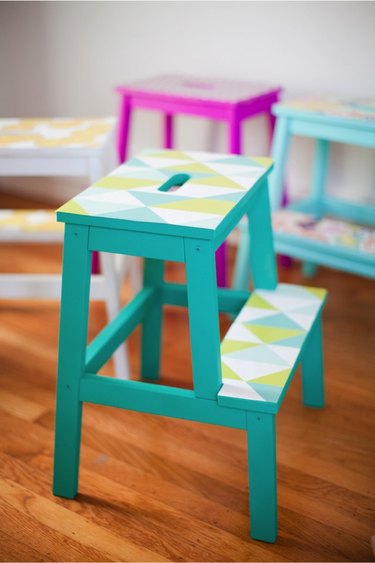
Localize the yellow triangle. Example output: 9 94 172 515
58 199 88 215
189 175 246 190
221 362 242 380
251 157 273 169
246 293 277 310
93 176 160 190
221 340 258 354
250 369 291 387
306 287 327 300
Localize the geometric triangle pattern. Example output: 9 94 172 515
218 283 327 405
57 149 272 232
0 117 116 148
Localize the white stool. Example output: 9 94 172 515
0 118 141 379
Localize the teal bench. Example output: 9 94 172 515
52 149 327 543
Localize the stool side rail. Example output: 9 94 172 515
162 282 249 314
79 374 247 430
289 119 375 148
86 286 155 373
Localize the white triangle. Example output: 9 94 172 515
285 312 315 330
219 379 265 402
79 189 145 207
175 183 243 198
149 206 222 227
224 322 262 343
268 345 301 366
202 162 264 176
222 357 286 380
256 292 317 312
185 150 229 162
235 306 276 323
110 165 156 177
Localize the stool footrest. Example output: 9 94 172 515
218 283 327 413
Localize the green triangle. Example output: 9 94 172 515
189 174 245 190
93 176 160 190
58 199 88 215
246 293 277 310
245 324 305 343
250 369 291 387
221 340 258 354
221 362 242 380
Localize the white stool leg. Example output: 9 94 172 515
99 252 130 380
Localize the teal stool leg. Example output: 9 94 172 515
269 116 291 211
301 315 325 408
303 139 330 277
141 258 164 380
249 180 278 290
53 224 92 499
185 239 221 400
247 412 277 543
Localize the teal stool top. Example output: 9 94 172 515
57 149 273 239
54 149 327 544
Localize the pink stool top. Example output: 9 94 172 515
117 75 281 104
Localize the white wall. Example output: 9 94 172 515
0 1 374 203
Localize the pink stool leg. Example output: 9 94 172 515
117 95 132 164
164 114 173 149
91 249 100 274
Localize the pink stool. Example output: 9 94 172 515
115 75 281 286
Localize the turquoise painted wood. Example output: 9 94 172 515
53 149 327 543
53 224 92 498
247 412 277 542
234 97 375 285
247 179 278 290
141 259 164 380
185 238 222 399
301 314 325 408
86 287 155 373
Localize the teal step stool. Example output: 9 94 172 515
234 96 375 289
53 149 327 543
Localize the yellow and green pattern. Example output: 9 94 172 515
0 209 62 235
57 149 272 231
0 118 115 148
219 283 327 405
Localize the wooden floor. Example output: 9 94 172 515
0 192 374 562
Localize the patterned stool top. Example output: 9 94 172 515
218 283 327 411
57 149 272 238
0 118 115 150
0 209 62 240
273 210 375 256
118 75 280 104
274 96 375 125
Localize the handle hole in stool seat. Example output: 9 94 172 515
158 173 191 192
